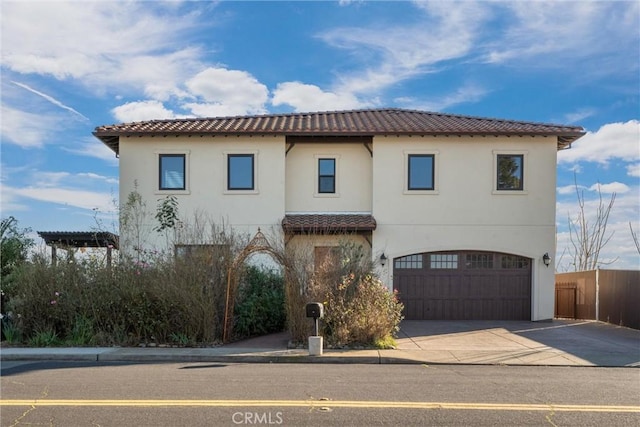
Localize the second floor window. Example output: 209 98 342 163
159 154 185 190
497 154 523 191
228 154 254 190
318 158 336 193
408 154 434 190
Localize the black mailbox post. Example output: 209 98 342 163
305 302 323 336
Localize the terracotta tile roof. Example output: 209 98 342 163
282 214 377 233
94 108 585 154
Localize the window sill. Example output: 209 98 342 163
224 189 260 195
492 190 528 195
403 190 439 195
314 192 340 198
155 189 190 195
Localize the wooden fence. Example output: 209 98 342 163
555 269 639 330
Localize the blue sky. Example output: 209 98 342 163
1 0 638 270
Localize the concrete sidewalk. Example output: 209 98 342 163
1 320 638 367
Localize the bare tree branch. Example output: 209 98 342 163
567 177 617 271
630 222 640 255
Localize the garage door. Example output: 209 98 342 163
394 251 531 320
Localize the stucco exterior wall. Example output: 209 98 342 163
118 135 286 252
117 132 558 320
285 142 372 213
371 135 558 320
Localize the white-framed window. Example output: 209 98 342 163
314 154 340 197
156 150 190 194
493 150 528 194
404 150 439 194
224 151 259 194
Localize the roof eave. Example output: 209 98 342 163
92 126 586 155
93 132 120 155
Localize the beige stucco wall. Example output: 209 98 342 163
371 135 558 320
118 135 286 252
117 133 557 320
285 142 372 213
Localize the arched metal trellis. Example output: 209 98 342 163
222 229 285 343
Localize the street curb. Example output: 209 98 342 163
2 353 639 367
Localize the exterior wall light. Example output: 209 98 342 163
543 253 551 267
380 253 387 266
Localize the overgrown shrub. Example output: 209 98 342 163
3 248 231 346
282 244 314 343
307 242 404 347
233 266 286 339
2 206 402 348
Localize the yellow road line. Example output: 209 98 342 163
1 400 639 412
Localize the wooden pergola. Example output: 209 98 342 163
37 231 119 267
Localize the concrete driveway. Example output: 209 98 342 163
394 319 640 367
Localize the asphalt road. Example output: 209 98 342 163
1 361 639 426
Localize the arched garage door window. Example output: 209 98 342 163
394 251 531 320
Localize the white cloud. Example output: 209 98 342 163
62 139 119 166
483 1 639 80
111 67 270 121
77 173 119 185
0 186 29 212
1 2 205 98
8 186 116 213
564 108 597 124
184 68 268 115
557 184 585 196
112 101 176 123
34 172 71 188
271 82 364 112
558 120 640 165
113 49 203 101
2 167 118 216
397 83 489 112
588 182 630 194
319 1 487 97
0 106 58 148
627 163 640 178
181 103 248 118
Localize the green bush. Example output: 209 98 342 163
3 249 229 347
233 266 286 339
1 217 34 297
66 316 96 346
308 242 404 347
28 327 60 347
1 216 400 348
1 318 22 344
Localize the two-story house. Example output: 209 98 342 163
94 108 584 322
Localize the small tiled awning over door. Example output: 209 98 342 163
282 214 376 234
394 251 532 320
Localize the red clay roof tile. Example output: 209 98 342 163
94 108 585 154
282 214 377 233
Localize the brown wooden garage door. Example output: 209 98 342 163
394 251 531 320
